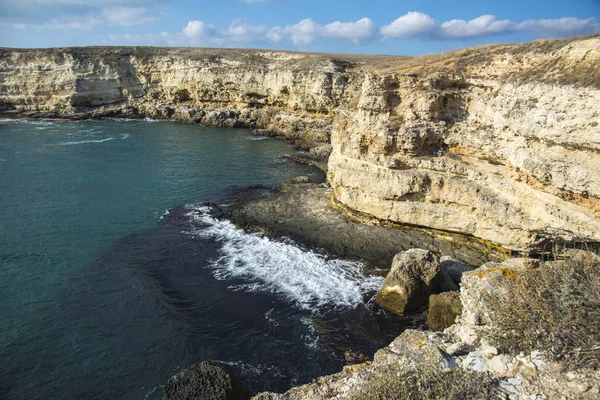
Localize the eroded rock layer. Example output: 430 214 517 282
1 37 599 251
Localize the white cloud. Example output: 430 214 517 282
381 11 438 39
227 20 269 43
322 18 376 44
282 18 321 46
266 26 284 42
103 7 158 26
441 15 516 38
519 17 599 37
381 11 600 40
0 0 164 28
274 17 377 46
183 20 219 39
105 13 600 49
41 16 103 30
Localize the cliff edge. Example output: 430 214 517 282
1 36 599 252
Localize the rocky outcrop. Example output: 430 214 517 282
327 37 600 252
253 251 600 400
163 362 249 400
2 36 599 252
375 249 441 313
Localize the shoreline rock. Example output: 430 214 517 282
225 181 508 270
163 362 250 400
375 249 441 314
251 251 600 400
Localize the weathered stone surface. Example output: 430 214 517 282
325 37 600 253
458 260 523 327
373 329 456 370
428 292 462 332
376 249 440 314
163 361 249 400
2 38 599 253
440 256 475 286
227 183 503 270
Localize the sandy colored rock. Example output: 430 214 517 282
428 292 462 332
375 249 440 314
2 37 600 253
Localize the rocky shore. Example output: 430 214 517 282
224 180 507 270
2 35 600 254
1 35 599 399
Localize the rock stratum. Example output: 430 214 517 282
1 36 599 252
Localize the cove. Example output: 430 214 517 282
0 119 399 399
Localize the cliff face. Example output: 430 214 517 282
1 37 599 252
0 47 359 151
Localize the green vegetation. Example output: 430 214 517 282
355 365 495 400
484 251 600 369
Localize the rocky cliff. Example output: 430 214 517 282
1 36 599 252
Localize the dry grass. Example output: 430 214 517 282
483 251 600 369
354 365 495 400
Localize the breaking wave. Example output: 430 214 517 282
58 138 115 145
183 205 383 311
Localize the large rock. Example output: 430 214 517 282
163 362 249 400
376 249 440 314
440 256 475 286
458 260 523 327
428 292 462 332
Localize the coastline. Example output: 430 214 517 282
2 36 599 399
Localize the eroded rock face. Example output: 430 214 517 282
327 37 600 252
2 38 599 252
375 249 440 314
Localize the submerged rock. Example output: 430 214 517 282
163 362 249 400
375 249 440 314
428 292 462 332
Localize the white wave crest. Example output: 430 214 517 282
0 118 56 125
121 134 130 139
216 360 285 379
247 136 269 141
183 205 383 310
58 138 114 146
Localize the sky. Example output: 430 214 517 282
0 0 599 55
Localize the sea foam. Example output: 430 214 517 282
58 138 115 145
184 205 383 311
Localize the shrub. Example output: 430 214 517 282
483 252 600 369
354 366 494 400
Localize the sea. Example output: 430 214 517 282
0 118 397 399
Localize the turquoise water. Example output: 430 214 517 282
0 119 391 399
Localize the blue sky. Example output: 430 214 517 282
0 0 599 55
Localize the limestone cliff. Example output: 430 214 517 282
1 36 599 252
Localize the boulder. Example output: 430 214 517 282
373 329 456 370
458 260 521 327
163 361 249 400
439 256 475 286
428 292 462 331
376 249 440 314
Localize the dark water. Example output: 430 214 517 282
0 119 398 399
